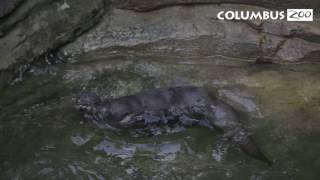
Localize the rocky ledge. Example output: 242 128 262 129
0 0 320 70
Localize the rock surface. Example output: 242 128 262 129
63 4 320 63
0 0 54 37
0 0 24 18
0 0 105 69
0 0 320 70
111 0 320 12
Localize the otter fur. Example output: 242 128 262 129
75 86 272 165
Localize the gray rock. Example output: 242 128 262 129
1 0 320 70
111 0 320 12
63 5 264 59
63 4 320 64
0 0 54 37
0 0 105 69
275 38 320 62
262 21 320 43
0 0 24 18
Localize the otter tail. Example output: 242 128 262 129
239 136 273 166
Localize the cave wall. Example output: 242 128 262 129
0 0 320 69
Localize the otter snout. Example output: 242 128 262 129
75 91 101 113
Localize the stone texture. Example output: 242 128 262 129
111 0 320 12
1 0 320 70
261 22 320 43
0 0 105 69
63 4 320 63
0 0 54 37
63 5 264 58
0 0 24 18
275 38 320 62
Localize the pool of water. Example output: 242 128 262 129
0 50 320 179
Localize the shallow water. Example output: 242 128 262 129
0 50 320 179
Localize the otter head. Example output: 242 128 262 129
75 91 119 131
75 91 102 114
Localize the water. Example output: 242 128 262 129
0 49 320 179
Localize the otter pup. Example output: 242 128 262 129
75 86 272 165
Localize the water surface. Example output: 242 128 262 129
0 50 320 179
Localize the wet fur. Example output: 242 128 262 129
76 86 272 165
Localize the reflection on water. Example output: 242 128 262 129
0 50 320 179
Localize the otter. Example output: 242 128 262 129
75 86 272 165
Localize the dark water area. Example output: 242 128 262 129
0 51 320 179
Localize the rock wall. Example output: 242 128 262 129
0 0 24 18
0 0 105 69
111 0 320 12
62 4 320 64
0 0 320 70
